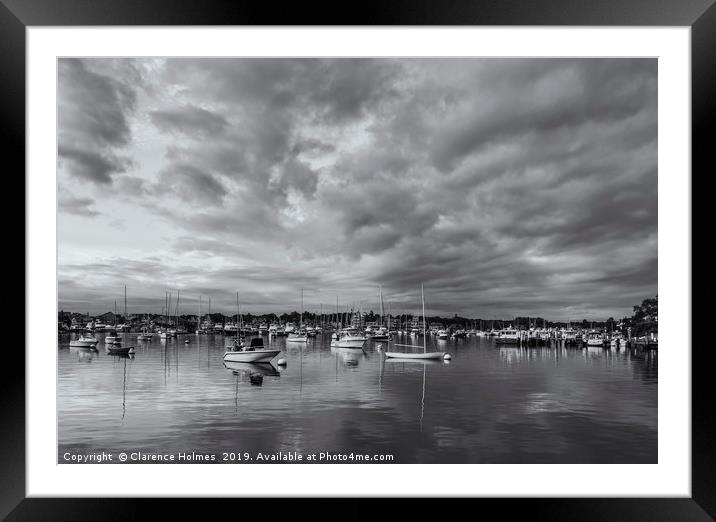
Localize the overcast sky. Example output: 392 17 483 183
57 58 657 320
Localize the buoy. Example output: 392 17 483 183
277 358 287 366
443 353 452 360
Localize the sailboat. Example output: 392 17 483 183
385 284 445 360
287 289 308 343
196 296 202 334
106 298 134 355
105 300 119 345
137 313 153 342
168 290 179 337
368 286 390 341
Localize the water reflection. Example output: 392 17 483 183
224 361 280 377
331 347 366 368
69 346 98 363
58 333 658 463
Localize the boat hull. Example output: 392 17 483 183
107 346 134 354
384 351 445 360
286 336 308 343
223 350 280 363
331 338 366 348
69 340 98 348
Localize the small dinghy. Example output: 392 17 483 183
106 342 135 355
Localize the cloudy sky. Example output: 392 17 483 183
57 58 657 320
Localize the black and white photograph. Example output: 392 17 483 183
57 57 658 465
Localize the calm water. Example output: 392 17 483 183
58 333 657 463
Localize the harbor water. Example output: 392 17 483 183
58 333 657 463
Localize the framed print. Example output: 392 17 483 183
6 0 713 519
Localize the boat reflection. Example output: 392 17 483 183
330 346 366 367
382 357 439 432
223 360 280 378
70 346 98 362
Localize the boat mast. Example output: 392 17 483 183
236 291 240 338
379 286 384 329
421 283 426 353
124 285 127 323
300 288 303 329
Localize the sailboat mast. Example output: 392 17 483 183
236 291 240 337
421 283 426 353
124 285 127 321
379 286 384 328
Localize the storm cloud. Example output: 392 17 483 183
57 58 657 320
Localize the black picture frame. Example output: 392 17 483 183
5 0 711 519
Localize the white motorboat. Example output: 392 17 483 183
137 331 152 341
223 338 281 363
330 327 366 348
385 284 445 360
586 331 605 347
610 334 626 348
104 335 118 345
436 329 449 340
495 328 521 345
287 332 308 343
368 327 390 341
561 328 580 345
69 334 99 348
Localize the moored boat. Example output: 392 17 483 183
330 327 366 348
223 337 281 363
495 327 521 345
286 289 309 343
69 333 99 348
385 284 445 360
106 342 135 355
